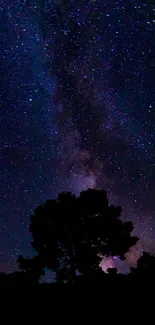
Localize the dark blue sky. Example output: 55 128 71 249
0 0 155 273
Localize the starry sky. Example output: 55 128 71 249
0 0 155 274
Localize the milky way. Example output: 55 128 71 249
0 0 155 273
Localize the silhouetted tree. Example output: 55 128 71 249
18 189 138 284
0 270 39 289
17 255 45 281
130 251 155 286
107 268 118 276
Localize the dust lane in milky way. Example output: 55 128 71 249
0 0 155 273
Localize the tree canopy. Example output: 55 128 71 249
130 251 155 286
18 189 138 283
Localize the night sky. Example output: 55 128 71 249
0 0 155 274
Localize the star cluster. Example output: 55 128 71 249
0 0 155 273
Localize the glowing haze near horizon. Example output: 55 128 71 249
0 0 155 274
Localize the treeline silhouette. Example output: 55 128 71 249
1 189 155 310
